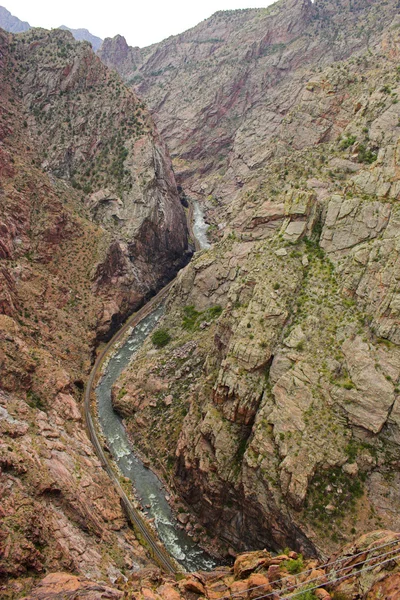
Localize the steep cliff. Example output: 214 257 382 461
14 27 189 336
110 0 400 559
99 0 399 220
0 27 188 593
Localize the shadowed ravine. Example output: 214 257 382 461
96 203 216 572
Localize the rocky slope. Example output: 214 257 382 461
17 530 400 600
0 26 188 594
99 0 400 218
110 0 400 560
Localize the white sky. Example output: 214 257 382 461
4 0 277 47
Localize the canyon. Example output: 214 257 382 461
1 0 400 597
0 24 188 597
101 0 400 562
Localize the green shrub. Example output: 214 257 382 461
208 305 223 318
281 555 304 574
296 587 318 600
151 328 171 348
182 305 201 330
27 390 45 411
182 304 223 331
357 144 377 164
339 135 356 150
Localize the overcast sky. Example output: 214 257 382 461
4 0 276 47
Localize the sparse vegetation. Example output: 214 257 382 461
281 555 304 574
151 328 172 348
182 304 223 331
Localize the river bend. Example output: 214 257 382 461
96 202 215 572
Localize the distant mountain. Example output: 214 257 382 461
59 25 102 51
0 6 102 51
0 5 30 33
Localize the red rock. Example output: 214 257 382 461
367 572 400 599
21 573 123 599
267 565 282 583
183 577 207 596
230 580 248 595
233 551 271 578
141 588 160 600
247 573 272 599
314 590 331 600
305 569 327 585
157 584 182 600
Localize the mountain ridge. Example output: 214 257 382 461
0 5 29 33
0 5 103 50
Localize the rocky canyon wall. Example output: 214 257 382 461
108 0 400 559
0 27 188 596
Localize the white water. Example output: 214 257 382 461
95 202 216 571
193 201 211 250
96 307 216 571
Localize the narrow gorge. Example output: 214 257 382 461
1 0 400 598
88 204 215 572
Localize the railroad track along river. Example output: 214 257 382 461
84 201 211 574
84 280 180 573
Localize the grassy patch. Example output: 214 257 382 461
182 304 223 331
151 328 172 348
305 467 364 526
281 555 304 574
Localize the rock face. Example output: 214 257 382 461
111 0 400 559
13 27 189 335
99 35 142 84
0 26 187 591
99 0 399 217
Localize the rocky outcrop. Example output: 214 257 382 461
99 35 142 84
19 530 400 600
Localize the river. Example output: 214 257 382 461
193 200 211 250
96 202 216 572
